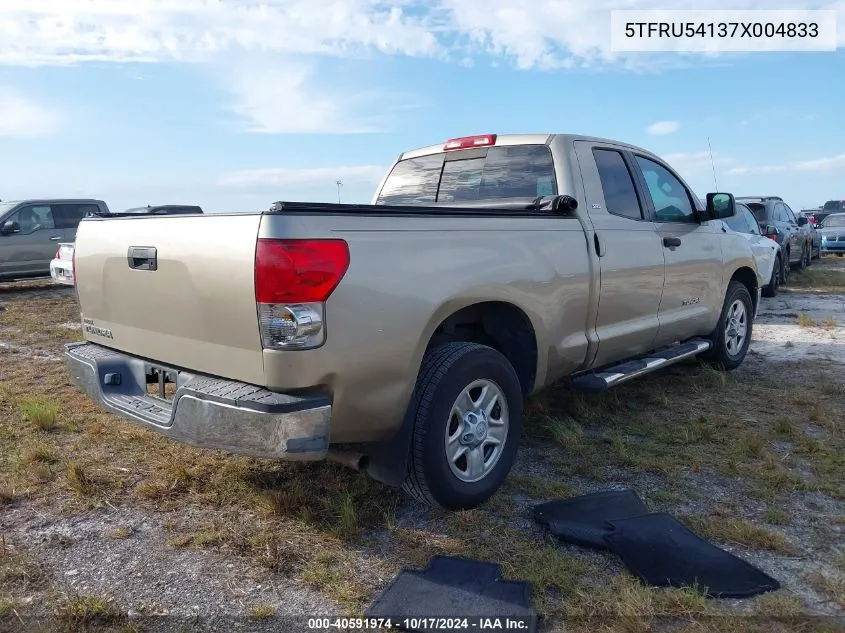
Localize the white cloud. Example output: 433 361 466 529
2 1 844 133
219 165 388 189
223 61 411 134
2 1 843 71
0 89 61 137
647 120 680 135
726 153 845 176
0 0 441 66
662 148 845 180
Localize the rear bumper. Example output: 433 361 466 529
49 259 74 286
64 342 331 460
820 243 845 254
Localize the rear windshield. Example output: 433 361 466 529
375 145 557 205
823 200 845 211
745 202 767 223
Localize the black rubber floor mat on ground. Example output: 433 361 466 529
604 512 781 598
365 556 538 632
533 489 648 549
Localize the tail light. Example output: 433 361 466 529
55 247 61 259
443 134 497 151
254 239 349 350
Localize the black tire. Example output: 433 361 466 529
804 243 812 267
795 244 807 271
402 342 523 510
700 281 754 371
781 249 790 284
761 256 780 298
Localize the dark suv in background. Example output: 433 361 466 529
737 196 814 273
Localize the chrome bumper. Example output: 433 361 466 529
64 342 331 460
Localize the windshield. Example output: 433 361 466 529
375 144 557 205
0 202 17 217
821 214 845 227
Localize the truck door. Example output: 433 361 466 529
574 141 666 368
0 203 64 277
629 154 723 347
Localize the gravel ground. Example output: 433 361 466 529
1 279 843 631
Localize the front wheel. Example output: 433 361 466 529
402 342 523 510
700 281 754 371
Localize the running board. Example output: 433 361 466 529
571 339 712 393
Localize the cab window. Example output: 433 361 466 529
4 205 56 235
633 156 696 223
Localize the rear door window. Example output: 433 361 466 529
592 149 644 220
376 145 557 205
53 204 92 229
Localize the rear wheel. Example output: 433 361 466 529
804 244 812 267
795 244 807 271
402 342 523 510
762 256 780 298
700 281 754 371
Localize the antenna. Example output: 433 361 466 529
336 180 343 204
707 137 719 190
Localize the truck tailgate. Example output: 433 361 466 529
73 214 266 386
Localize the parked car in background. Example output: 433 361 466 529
737 196 812 272
0 199 109 281
796 210 822 259
818 212 845 256
821 200 845 218
49 243 75 286
724 202 782 296
65 132 761 510
121 204 203 215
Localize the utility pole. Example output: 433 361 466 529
336 180 343 204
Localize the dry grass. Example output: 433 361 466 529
53 593 123 625
789 258 845 292
248 603 276 619
1 277 844 629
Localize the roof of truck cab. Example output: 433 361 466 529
397 133 664 161
0 198 107 205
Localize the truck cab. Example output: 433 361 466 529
0 198 110 281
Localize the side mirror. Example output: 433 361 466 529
797 216 809 226
0 220 20 235
706 192 736 220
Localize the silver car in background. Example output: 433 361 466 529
818 213 845 256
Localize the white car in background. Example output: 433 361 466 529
723 202 782 297
49 242 75 286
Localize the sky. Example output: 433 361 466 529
0 1 844 213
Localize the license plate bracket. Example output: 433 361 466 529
145 365 179 401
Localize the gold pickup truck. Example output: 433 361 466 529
65 133 761 510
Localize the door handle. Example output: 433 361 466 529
127 246 158 271
663 237 682 248
593 233 604 257
49 236 62 241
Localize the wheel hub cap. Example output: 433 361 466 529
460 411 489 447
445 378 509 484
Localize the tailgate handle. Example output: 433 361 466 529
127 246 158 271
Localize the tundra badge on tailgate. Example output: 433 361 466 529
82 317 114 340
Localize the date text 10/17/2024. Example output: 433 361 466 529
307 617 532 630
